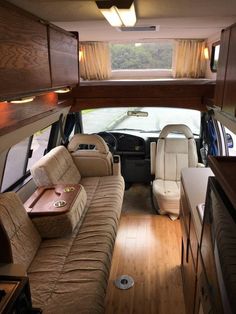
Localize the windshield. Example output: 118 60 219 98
81 107 201 136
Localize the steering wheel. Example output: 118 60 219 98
97 131 118 154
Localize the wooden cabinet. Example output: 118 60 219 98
181 161 236 314
194 253 214 314
180 168 214 314
215 23 236 117
0 1 79 101
49 27 79 88
214 28 230 109
222 25 236 116
0 3 51 100
180 183 198 314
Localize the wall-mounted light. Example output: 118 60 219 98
10 96 35 104
204 47 210 60
55 87 71 94
79 50 84 62
96 1 136 27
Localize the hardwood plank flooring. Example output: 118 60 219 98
105 184 185 314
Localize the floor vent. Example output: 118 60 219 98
114 275 134 290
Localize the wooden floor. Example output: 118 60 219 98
105 184 185 314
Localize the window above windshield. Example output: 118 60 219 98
110 42 173 70
81 107 201 136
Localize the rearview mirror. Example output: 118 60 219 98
226 133 234 148
127 110 148 117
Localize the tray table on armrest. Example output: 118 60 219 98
24 184 82 217
24 184 87 238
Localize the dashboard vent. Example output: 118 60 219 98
118 25 159 32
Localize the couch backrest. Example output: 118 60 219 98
31 146 81 187
0 192 41 269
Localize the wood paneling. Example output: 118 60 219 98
71 83 214 111
105 214 185 314
49 27 79 88
222 25 236 116
0 2 51 100
214 29 231 109
0 93 59 136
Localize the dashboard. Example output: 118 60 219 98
98 131 154 184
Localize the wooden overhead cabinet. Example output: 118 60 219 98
49 26 79 89
0 1 79 101
0 2 51 100
215 23 236 117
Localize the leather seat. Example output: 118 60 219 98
150 124 203 218
68 134 119 177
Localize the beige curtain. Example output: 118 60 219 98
79 42 111 80
174 40 206 78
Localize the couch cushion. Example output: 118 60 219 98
0 192 41 269
28 175 124 314
31 146 81 187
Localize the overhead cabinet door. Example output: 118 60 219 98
0 3 51 100
222 25 236 116
214 28 230 109
49 27 79 88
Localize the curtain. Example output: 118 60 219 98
174 40 206 78
80 42 111 80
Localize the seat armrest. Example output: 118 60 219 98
113 155 121 175
197 163 205 168
150 142 157 175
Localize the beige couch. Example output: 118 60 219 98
0 145 124 313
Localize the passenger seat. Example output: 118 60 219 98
150 124 204 219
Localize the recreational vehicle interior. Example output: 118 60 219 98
0 0 236 313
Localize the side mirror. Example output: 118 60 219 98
226 133 234 148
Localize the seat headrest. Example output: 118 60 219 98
159 124 194 139
68 134 109 154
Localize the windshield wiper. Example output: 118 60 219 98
108 128 144 132
140 130 162 133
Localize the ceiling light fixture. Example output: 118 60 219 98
96 1 136 27
10 96 35 104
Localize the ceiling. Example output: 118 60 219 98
7 0 236 41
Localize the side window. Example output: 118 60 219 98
210 42 220 73
27 126 52 170
224 127 236 156
1 125 52 192
1 137 31 192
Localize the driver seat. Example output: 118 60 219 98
68 134 116 177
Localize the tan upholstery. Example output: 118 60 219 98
24 144 124 312
68 134 113 177
0 192 41 269
31 146 81 186
28 175 124 313
152 124 199 217
31 186 87 238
